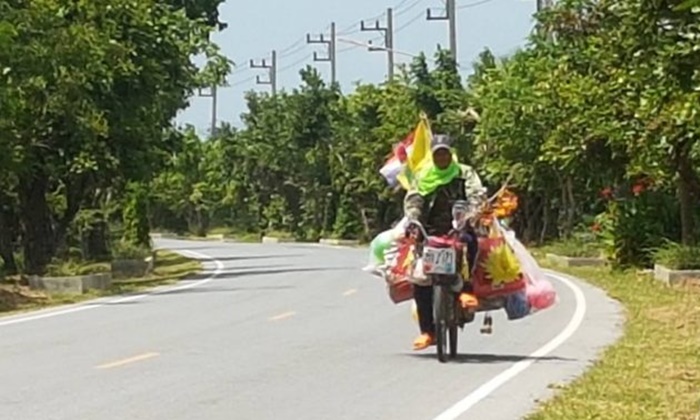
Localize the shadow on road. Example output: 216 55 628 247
407 352 575 364
156 245 216 251
205 254 307 262
211 266 358 279
83 300 143 307
161 285 295 295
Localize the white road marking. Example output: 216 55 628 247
0 249 224 327
430 272 587 420
311 241 589 417
96 352 160 369
343 288 357 296
269 311 296 321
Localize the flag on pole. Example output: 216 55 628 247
379 130 414 189
380 114 433 190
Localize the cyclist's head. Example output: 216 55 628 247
431 134 452 169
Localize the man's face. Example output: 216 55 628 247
432 148 451 170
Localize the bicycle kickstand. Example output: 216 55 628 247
480 312 493 334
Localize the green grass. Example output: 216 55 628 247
153 227 262 242
652 241 700 270
263 230 294 239
527 261 700 420
539 235 604 259
0 250 202 315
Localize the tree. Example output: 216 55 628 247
0 0 230 274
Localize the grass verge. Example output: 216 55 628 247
527 262 700 420
0 250 202 316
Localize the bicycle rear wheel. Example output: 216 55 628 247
433 285 449 363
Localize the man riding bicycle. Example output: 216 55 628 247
403 134 486 350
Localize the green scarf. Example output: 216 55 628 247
416 160 460 196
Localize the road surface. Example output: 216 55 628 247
0 239 622 420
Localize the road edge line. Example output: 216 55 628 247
429 271 587 420
0 249 223 327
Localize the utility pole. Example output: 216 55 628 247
536 0 554 39
197 86 217 137
426 0 457 61
361 8 394 79
537 0 555 11
306 22 336 84
249 50 277 95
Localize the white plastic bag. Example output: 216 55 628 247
363 217 408 272
496 223 557 312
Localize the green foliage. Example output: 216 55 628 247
469 0 700 263
652 241 700 270
541 233 604 259
149 56 469 242
45 259 110 277
111 241 151 260
0 0 229 274
122 182 151 248
2 0 700 274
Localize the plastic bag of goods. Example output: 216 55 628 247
472 224 526 298
504 290 531 320
525 275 557 312
384 239 415 303
495 223 557 312
363 217 408 272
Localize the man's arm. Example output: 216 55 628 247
460 165 487 216
403 190 424 222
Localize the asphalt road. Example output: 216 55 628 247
0 239 622 420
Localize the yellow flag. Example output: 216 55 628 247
397 114 433 190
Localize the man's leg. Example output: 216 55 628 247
413 284 435 350
459 232 480 310
461 231 479 275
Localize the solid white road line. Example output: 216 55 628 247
0 249 224 327
311 241 590 418
430 272 587 420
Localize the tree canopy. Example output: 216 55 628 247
1 0 698 276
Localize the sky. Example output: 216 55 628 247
175 0 538 134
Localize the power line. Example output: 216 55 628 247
393 0 415 9
394 9 425 33
228 0 431 78
277 54 312 73
395 0 425 16
227 0 495 90
337 35 383 53
458 0 496 9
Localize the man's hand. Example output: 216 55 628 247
405 208 421 222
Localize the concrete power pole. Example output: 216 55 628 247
427 0 457 61
361 8 394 79
306 22 337 84
537 0 555 11
197 86 217 137
250 50 277 95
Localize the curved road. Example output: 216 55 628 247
0 239 622 420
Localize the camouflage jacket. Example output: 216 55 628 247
403 164 486 235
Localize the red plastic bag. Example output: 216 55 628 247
525 274 556 311
387 278 414 303
494 222 557 312
384 239 415 303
